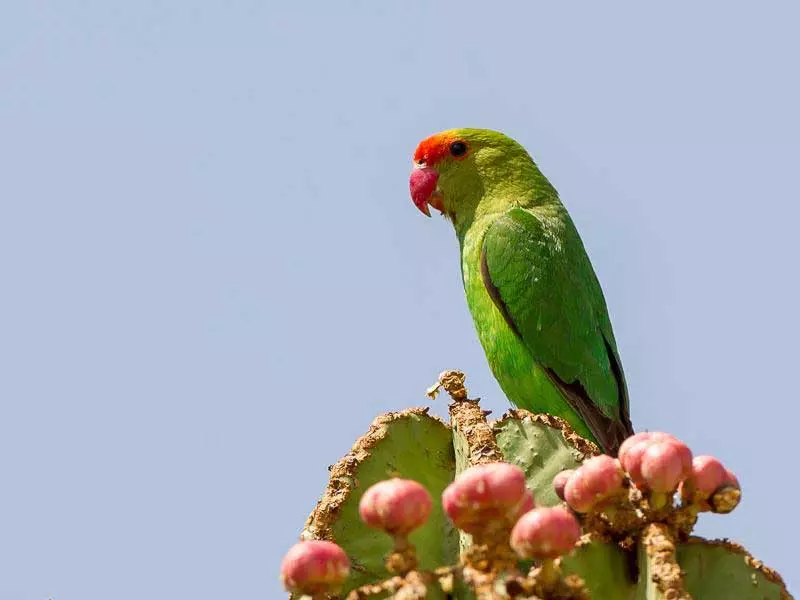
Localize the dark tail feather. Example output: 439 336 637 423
544 367 633 456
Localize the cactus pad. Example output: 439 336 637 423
300 408 457 596
678 539 790 599
493 409 598 507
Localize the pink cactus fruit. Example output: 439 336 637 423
639 438 693 493
280 540 350 596
510 506 582 560
685 456 728 496
680 455 741 513
619 431 680 487
563 455 625 513
512 489 535 522
442 462 528 534
358 478 432 535
552 469 575 502
724 468 739 488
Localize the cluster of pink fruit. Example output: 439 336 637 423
280 431 741 597
281 461 580 597
440 463 580 561
556 432 740 515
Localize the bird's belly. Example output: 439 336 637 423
463 261 571 417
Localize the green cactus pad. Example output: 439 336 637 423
493 410 598 507
561 540 636 599
300 408 457 597
678 538 791 599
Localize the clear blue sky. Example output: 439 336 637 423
2 2 798 598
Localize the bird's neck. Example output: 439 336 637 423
452 174 562 244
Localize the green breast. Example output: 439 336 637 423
460 219 591 437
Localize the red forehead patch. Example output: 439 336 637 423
413 132 458 166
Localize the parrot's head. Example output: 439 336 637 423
410 128 545 224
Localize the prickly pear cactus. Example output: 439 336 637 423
283 371 791 600
301 407 459 594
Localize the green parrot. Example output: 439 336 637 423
409 128 633 454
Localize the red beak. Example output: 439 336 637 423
409 166 441 217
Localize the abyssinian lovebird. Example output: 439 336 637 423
409 128 633 455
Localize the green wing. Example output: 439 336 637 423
480 207 633 453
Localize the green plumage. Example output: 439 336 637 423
421 128 632 453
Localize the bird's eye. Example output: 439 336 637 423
449 141 468 158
